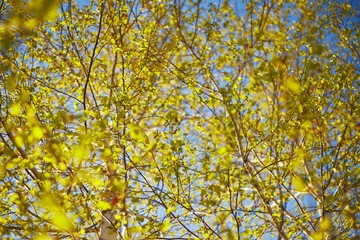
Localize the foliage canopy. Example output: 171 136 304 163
1 0 360 239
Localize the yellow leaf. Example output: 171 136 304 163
311 232 324 240
162 219 171 232
27 0 60 20
286 78 300 92
320 217 331 231
293 175 307 192
40 194 76 233
10 104 21 116
32 126 44 139
96 200 112 211
102 148 112 158
218 146 227 154
15 135 24 147
51 209 75 233
129 124 145 142
33 233 54 240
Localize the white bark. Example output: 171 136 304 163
99 211 117 240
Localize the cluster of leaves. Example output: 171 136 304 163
0 0 359 239
0 0 60 51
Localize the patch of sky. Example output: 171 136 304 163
75 0 91 8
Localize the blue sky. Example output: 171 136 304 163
75 0 90 8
